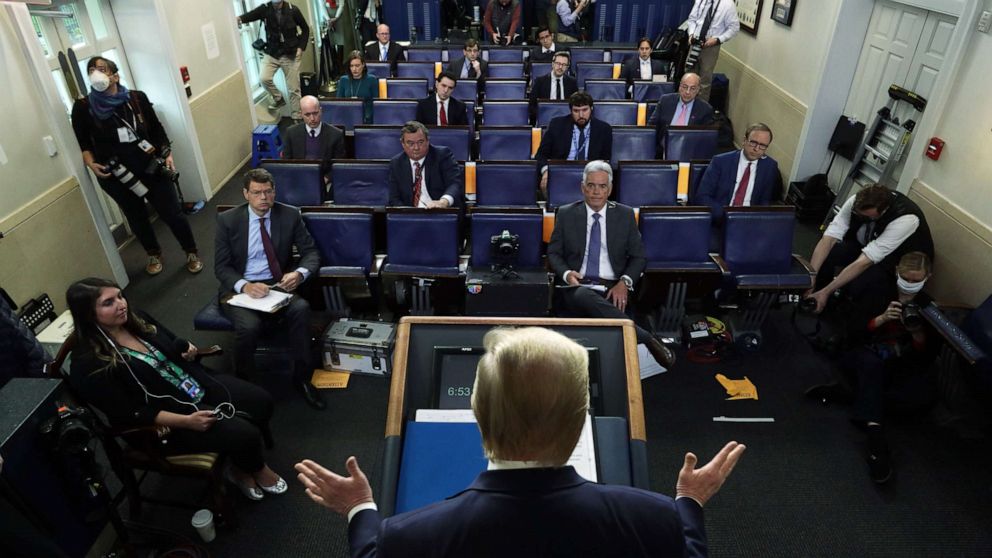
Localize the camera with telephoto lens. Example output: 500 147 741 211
40 404 96 456
144 147 179 183
798 296 818 314
490 229 520 276
901 302 923 329
106 157 149 197
685 40 703 69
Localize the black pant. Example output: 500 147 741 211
556 284 653 344
164 374 274 473
97 170 197 255
816 240 893 308
841 346 936 424
221 295 312 381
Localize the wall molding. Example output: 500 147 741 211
0 176 78 235
190 69 253 192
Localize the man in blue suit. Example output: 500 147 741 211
534 91 613 197
694 122 780 222
648 72 714 158
387 121 462 208
296 326 746 558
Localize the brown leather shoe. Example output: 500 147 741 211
646 338 676 369
186 252 203 274
145 255 163 275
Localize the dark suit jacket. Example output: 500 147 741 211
415 95 469 126
529 46 558 63
535 116 613 172
282 122 345 182
214 202 320 294
695 150 781 221
548 200 646 286
364 41 406 71
529 73 578 103
387 144 463 207
447 56 489 81
348 467 707 557
620 57 665 82
648 93 714 155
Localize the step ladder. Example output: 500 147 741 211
822 85 927 228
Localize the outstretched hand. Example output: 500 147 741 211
296 456 374 517
676 441 746 507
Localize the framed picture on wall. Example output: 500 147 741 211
736 0 764 35
771 0 795 26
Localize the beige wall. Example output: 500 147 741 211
163 0 242 97
190 71 254 192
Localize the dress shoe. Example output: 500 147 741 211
267 98 287 111
646 338 676 369
866 424 891 484
186 252 204 274
225 468 264 501
298 379 326 410
259 476 288 495
145 255 163 275
804 382 853 405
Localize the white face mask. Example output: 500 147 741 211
89 71 110 92
897 276 926 295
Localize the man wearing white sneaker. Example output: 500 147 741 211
237 0 310 121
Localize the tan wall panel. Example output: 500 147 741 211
0 178 114 313
190 71 254 193
716 53 807 187
908 180 992 308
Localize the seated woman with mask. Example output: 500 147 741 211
66 277 285 501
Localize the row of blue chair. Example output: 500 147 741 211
399 46 638 65
365 61 666 91
373 77 673 104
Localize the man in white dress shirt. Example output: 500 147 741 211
685 0 740 101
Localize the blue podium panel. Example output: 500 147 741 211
332 160 391 206
381 1 441 42
354 126 402 159
385 78 428 99
478 127 533 160
536 101 570 127
611 127 657 167
395 422 487 514
373 100 418 126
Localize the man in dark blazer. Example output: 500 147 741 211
214 168 325 410
695 122 780 222
620 38 666 82
447 38 488 82
648 72 714 158
548 160 676 367
534 91 612 196
530 51 577 102
387 121 462 207
296 326 745 558
363 24 405 72
528 25 558 62
414 71 469 126
282 95 345 193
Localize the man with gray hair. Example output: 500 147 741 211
296 326 745 557
548 160 677 369
387 121 462 208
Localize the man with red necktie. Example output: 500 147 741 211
694 122 780 224
414 72 469 127
387 121 462 208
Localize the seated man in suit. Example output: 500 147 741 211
282 95 345 194
214 168 325 410
695 122 779 223
448 39 488 83
549 160 677 368
415 71 469 127
529 25 558 62
620 37 666 83
387 121 462 208
296 326 745 558
363 24 405 73
531 51 577 102
648 72 714 158
535 91 612 197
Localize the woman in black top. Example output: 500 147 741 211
70 56 201 276
66 277 286 501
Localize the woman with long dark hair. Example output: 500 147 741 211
336 50 379 124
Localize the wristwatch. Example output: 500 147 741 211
621 276 634 292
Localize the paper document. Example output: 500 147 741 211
226 290 292 313
556 283 607 293
415 409 598 482
637 343 667 380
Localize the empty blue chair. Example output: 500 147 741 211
485 48 526 62
609 49 638 64
428 126 471 162
485 79 527 100
478 127 533 160
372 100 417 125
569 47 607 65
482 101 529 126
594 101 638 126
384 210 461 275
396 62 437 88
366 62 392 78
666 127 719 161
546 161 585 209
576 63 615 89
584 80 627 100
385 78 428 99
689 160 709 202
261 160 323 206
618 162 679 207
406 48 442 62
354 126 400 159
488 62 525 78
611 127 656 166
529 62 551 86
331 160 390 206
536 101 570 127
321 99 365 132
304 208 376 316
475 162 538 206
470 210 544 268
633 82 675 103
452 79 478 102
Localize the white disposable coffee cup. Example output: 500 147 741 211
191 509 216 543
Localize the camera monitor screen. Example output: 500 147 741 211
431 346 603 414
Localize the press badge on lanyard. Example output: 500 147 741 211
180 378 202 399
117 126 138 143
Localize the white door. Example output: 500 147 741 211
828 1 954 192
29 0 136 246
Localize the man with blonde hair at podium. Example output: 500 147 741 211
296 326 746 557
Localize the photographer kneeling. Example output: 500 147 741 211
71 56 202 276
805 252 937 483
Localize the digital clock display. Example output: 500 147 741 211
434 348 485 409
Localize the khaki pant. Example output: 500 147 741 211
556 32 579 43
260 51 303 119
692 43 721 103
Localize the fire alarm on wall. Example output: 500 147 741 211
925 137 945 161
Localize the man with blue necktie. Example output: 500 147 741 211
362 24 405 74
648 72 714 158
534 92 612 197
